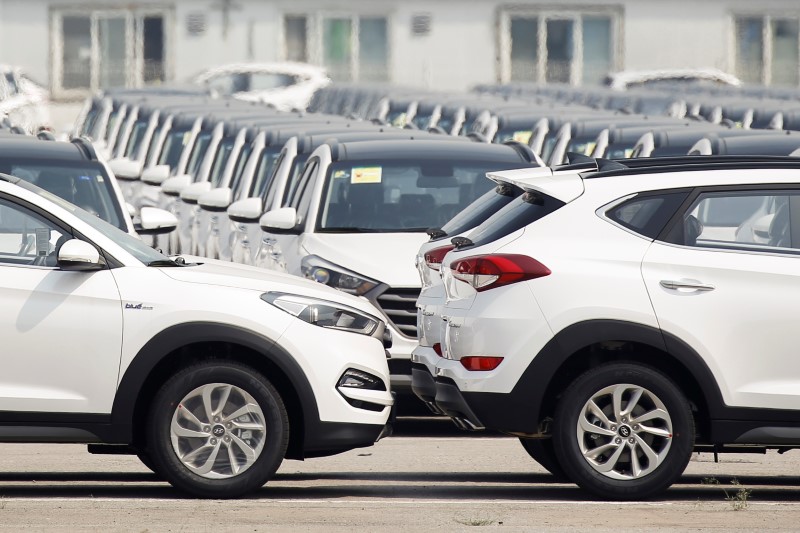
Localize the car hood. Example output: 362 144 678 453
303 233 428 288
158 255 382 317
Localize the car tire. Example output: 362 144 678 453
518 438 567 480
146 361 289 498
552 363 694 500
136 451 161 475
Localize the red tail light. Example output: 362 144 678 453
424 245 455 271
460 356 504 371
432 343 443 357
450 254 550 292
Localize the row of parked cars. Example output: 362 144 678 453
8 74 800 500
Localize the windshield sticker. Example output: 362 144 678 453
35 227 50 256
392 113 407 128
351 166 383 184
182 132 191 144
96 174 105 183
624 148 634 158
333 170 349 179
584 142 597 155
512 130 533 144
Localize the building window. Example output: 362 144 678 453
735 15 800 86
52 9 170 98
283 14 389 82
284 16 308 62
499 9 621 85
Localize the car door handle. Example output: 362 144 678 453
659 279 716 292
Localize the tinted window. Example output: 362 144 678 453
187 131 213 177
317 159 518 232
158 127 192 167
5 161 125 231
0 198 68 267
607 192 689 239
208 138 236 187
467 191 564 248
124 120 148 158
229 144 253 196
664 190 797 252
437 183 523 240
250 147 283 198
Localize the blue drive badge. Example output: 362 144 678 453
35 227 50 257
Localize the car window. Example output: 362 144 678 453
606 192 689 239
186 131 213 177
467 191 565 248
4 161 125 231
124 120 149 158
437 183 523 240
280 154 310 205
249 73 298 91
316 159 519 233
158 127 192 167
290 159 319 217
208 137 236 187
228 144 253 197
663 190 800 253
0 198 69 267
249 147 283 199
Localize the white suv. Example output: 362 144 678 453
413 155 800 499
0 174 393 498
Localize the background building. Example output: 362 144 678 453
0 0 798 99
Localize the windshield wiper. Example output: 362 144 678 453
427 227 447 239
451 236 473 249
147 258 183 267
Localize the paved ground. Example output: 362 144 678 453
0 418 799 531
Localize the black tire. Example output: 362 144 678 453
146 361 289 498
136 451 161 476
552 363 694 500
518 438 567 480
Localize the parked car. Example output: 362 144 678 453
0 172 393 498
413 154 800 499
254 139 538 397
193 62 330 111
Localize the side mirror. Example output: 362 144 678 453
57 239 104 271
179 181 212 203
260 207 298 232
199 187 233 212
161 174 193 196
141 164 171 185
108 158 143 181
228 197 264 223
135 207 178 235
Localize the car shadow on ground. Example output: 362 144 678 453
0 470 796 502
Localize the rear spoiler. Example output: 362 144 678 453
487 165 584 203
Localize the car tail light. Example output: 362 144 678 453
424 245 455 271
450 254 550 292
432 343 443 357
460 356 504 371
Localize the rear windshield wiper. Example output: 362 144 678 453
427 227 447 239
451 236 473 249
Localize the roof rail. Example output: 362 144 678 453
583 155 800 179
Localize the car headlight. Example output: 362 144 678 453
300 255 378 296
261 292 379 335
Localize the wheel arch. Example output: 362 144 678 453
111 322 316 459
521 320 726 440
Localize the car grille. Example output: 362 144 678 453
375 288 420 339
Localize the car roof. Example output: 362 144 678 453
0 138 89 161
333 139 528 162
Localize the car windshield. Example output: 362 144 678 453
104 107 124 140
124 120 149 158
14 179 167 266
4 160 125 231
186 131 213 177
495 128 533 144
228 144 253 196
208 137 236 187
158 127 192 168
317 159 525 233
250 147 283 198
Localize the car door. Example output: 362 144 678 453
0 197 123 414
641 186 800 411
